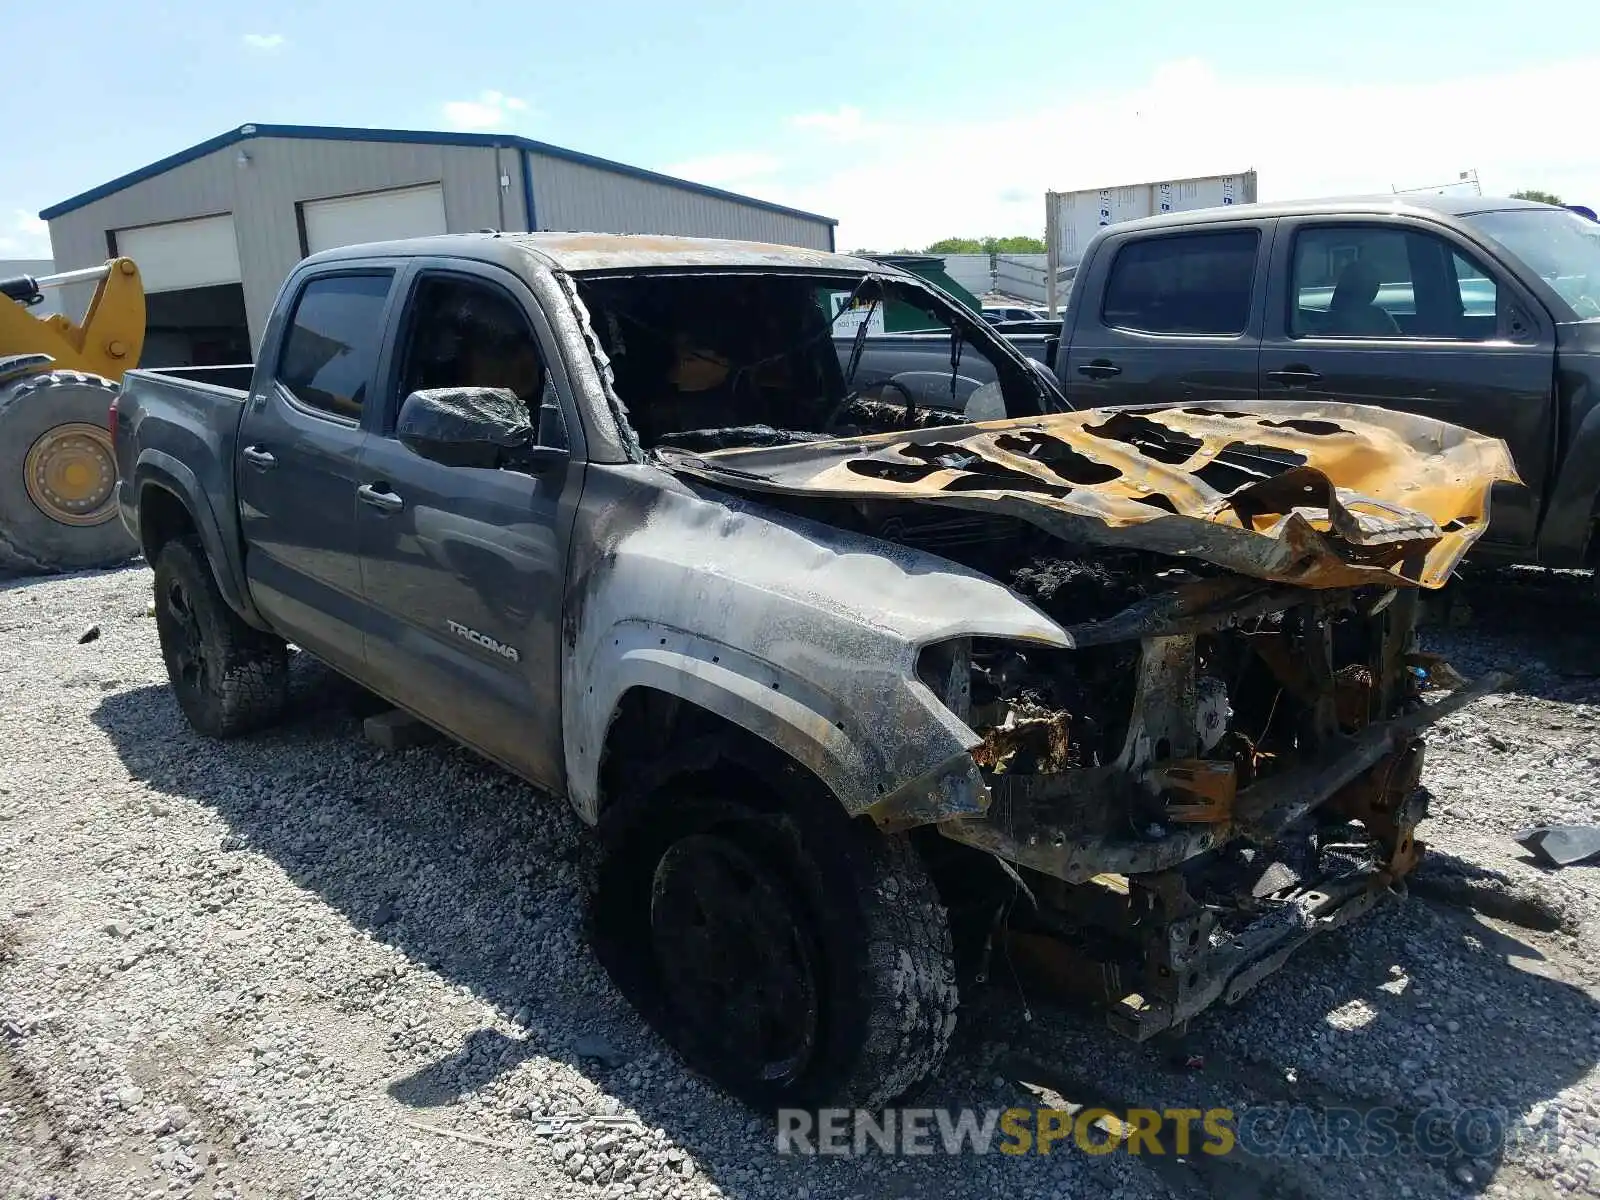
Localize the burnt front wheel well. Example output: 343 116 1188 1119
598 686 823 819
597 685 1006 982
138 483 198 565
590 685 960 1107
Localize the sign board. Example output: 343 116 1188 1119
829 291 886 338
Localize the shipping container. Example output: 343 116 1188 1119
1044 170 1258 313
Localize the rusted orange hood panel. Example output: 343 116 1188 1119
656 402 1520 589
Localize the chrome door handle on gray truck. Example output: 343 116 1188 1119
356 483 405 514
240 446 276 470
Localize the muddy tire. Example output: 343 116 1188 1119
152 538 288 738
592 747 958 1111
0 372 137 575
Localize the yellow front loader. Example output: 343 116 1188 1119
0 258 145 573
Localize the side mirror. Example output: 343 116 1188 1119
396 387 565 471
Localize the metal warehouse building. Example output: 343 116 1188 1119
41 122 836 366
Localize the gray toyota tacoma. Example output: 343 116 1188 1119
111 232 1514 1111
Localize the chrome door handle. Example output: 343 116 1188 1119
356 483 405 513
1266 367 1322 387
241 446 276 469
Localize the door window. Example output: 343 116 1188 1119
1101 230 1260 336
276 273 393 421
395 274 566 448
1290 226 1499 341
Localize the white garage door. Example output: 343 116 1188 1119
302 184 447 254
114 214 241 294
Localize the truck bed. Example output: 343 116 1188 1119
111 365 254 597
139 363 256 392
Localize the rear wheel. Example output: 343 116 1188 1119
592 748 958 1110
0 371 137 574
152 538 288 737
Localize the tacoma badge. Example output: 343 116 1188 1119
446 620 520 662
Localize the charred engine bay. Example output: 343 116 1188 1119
753 487 1439 1037
733 488 1421 793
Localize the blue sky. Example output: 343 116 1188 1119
2 0 1595 257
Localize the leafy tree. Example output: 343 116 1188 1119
1512 189 1564 206
924 237 986 254
923 235 1047 255
984 235 1047 254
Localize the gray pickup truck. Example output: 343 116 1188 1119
113 231 1512 1111
851 195 1600 576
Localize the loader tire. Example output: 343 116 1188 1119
0 371 137 575
152 537 288 738
592 743 959 1111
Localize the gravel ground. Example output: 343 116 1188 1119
2 563 1599 1200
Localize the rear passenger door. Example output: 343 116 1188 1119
237 269 399 673
1060 223 1270 408
355 262 583 791
1259 218 1558 549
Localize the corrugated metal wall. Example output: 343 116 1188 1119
48 138 519 343
47 136 832 347
993 254 1050 304
526 151 831 250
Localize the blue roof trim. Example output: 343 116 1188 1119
520 147 538 232
39 122 838 228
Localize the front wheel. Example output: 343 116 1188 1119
592 752 958 1111
152 537 289 737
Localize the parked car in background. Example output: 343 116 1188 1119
981 304 1049 324
850 195 1600 581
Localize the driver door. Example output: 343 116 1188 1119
356 262 583 790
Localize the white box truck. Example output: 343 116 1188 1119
1045 170 1258 314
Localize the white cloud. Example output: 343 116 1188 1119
789 105 882 144
441 91 531 131
725 57 1600 251
662 153 784 187
0 210 50 258
242 33 286 51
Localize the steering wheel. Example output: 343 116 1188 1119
820 378 919 436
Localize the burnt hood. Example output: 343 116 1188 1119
655 402 1520 590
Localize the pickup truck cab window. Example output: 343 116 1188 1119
392 273 568 449
1289 225 1499 341
575 270 1050 453
1101 230 1258 336
275 273 393 422
1464 206 1600 319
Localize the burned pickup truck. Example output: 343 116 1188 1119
111 233 1515 1111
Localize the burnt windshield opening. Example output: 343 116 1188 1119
573 270 1051 455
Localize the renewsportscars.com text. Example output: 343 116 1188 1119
776 1105 1561 1160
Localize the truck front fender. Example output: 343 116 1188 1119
569 620 989 828
133 448 264 627
560 467 1073 827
